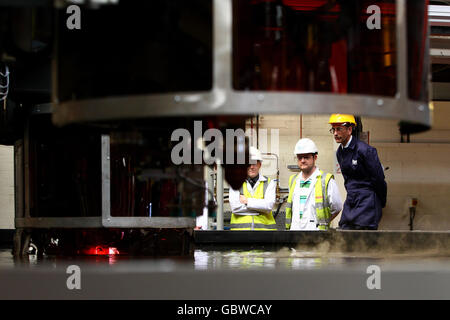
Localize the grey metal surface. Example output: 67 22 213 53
1 246 450 299
15 217 103 228
52 0 431 127
101 217 196 229
195 230 450 251
100 134 196 229
397 0 408 100
100 134 111 227
23 117 30 219
14 140 24 220
15 132 105 229
194 228 450 276
2 230 450 299
52 92 430 127
15 133 196 229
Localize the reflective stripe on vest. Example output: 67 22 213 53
231 177 276 230
315 173 333 231
285 171 333 230
230 218 277 231
284 173 299 229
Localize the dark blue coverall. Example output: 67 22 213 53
336 137 387 230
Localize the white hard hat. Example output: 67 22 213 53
294 138 318 155
250 146 263 162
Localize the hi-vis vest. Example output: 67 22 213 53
230 177 277 231
285 170 333 231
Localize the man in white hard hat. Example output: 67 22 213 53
285 138 343 230
228 147 277 230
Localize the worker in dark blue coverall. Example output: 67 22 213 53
329 114 387 230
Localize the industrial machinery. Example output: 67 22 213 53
0 0 430 257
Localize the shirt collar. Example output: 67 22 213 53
342 135 353 149
247 174 267 184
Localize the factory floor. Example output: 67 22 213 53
1 230 450 299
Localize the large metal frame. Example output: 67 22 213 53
15 106 195 229
100 134 195 228
52 0 430 127
14 104 102 228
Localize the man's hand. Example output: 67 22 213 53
239 195 248 205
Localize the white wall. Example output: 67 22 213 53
0 145 14 229
375 143 450 230
362 102 450 229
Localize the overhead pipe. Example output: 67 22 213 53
300 114 302 139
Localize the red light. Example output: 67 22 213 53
82 246 120 255
109 247 120 255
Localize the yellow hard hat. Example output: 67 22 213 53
328 114 357 126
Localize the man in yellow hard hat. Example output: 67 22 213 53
228 147 277 230
329 114 387 230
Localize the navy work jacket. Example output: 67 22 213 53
336 136 387 229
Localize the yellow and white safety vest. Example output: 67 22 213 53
230 177 277 231
285 170 333 231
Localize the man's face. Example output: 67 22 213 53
331 124 352 144
297 153 316 172
247 161 261 178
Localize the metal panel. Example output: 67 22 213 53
15 217 103 228
54 93 430 127
101 217 195 229
52 0 430 127
397 0 407 100
14 140 24 220
23 117 30 219
14 131 195 229
100 134 195 229
101 134 111 227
